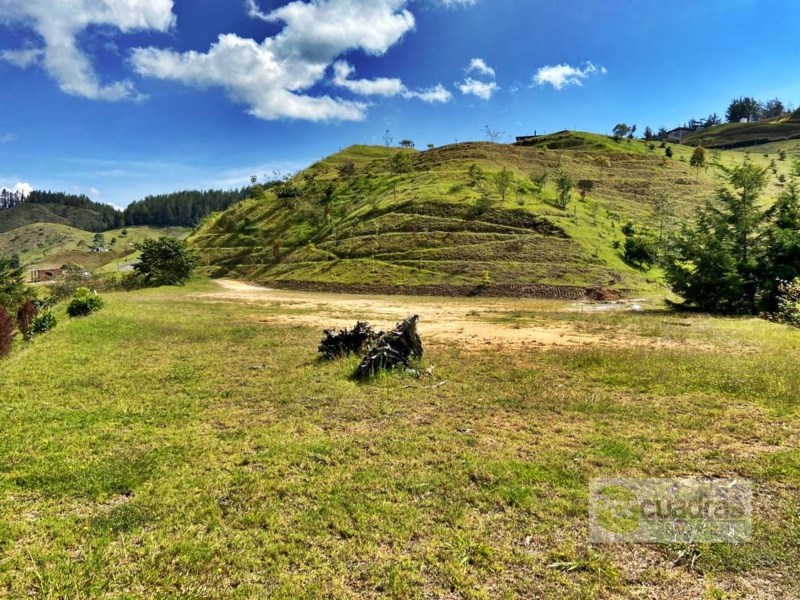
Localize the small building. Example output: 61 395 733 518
29 267 64 282
515 131 540 144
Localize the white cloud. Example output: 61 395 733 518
133 0 441 121
0 47 43 68
0 133 17 144
533 61 607 90
466 57 494 78
0 0 175 101
1 182 33 197
436 0 478 6
404 84 452 103
332 61 406 97
89 187 101 196
459 77 497 100
458 57 497 100
331 60 451 104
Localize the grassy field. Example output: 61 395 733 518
0 280 797 598
0 224 189 273
190 133 795 297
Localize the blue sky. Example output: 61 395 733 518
1 0 799 208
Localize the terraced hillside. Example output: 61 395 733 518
0 223 188 273
683 113 800 149
189 132 791 297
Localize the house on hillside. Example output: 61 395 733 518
515 131 540 144
29 267 63 282
666 127 693 144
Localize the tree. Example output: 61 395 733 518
555 172 574 209
530 170 548 194
484 125 502 143
763 98 786 119
690 146 707 170
663 161 768 313
726 96 761 123
0 258 26 312
757 181 800 311
383 129 393 148
653 191 677 242
612 123 631 142
0 307 14 358
643 126 654 142
577 180 594 200
494 168 514 203
16 300 37 341
133 238 197 287
657 127 669 141
665 146 674 159
399 140 415 149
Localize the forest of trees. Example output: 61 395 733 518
122 188 252 227
0 189 122 230
0 187 253 231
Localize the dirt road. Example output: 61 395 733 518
197 280 662 350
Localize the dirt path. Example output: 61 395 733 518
197 280 665 350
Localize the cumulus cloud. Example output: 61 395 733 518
332 60 451 103
1 182 33 197
133 0 452 120
0 0 175 100
466 57 494 78
404 84 452 103
459 77 498 100
533 61 607 90
0 47 43 68
332 60 406 97
458 57 497 100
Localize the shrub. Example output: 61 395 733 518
774 278 800 327
779 149 788 161
16 299 38 341
67 288 104 318
0 307 14 357
623 234 658 268
49 263 92 303
665 146 674 158
31 311 57 335
133 238 197 287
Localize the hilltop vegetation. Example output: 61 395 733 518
0 190 122 233
0 187 252 235
190 132 794 296
0 223 187 271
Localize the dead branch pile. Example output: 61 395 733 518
356 315 423 380
318 321 378 359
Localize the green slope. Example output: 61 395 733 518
682 114 800 149
0 223 188 272
0 203 117 233
189 132 790 297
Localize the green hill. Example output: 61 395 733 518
682 113 800 149
190 132 794 298
0 202 118 234
0 223 188 273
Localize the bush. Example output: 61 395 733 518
774 278 800 327
624 235 658 267
0 307 14 357
133 238 197 287
49 263 92 303
31 311 57 335
16 299 38 341
67 288 104 318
